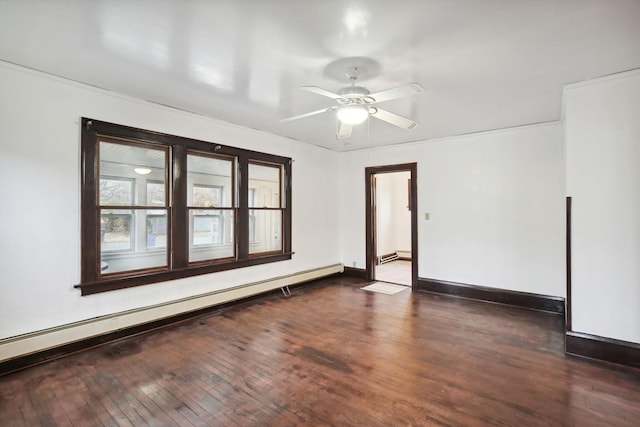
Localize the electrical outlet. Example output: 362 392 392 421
352 261 356 267
425 212 430 220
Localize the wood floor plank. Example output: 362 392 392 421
76 366 134 427
1 276 639 426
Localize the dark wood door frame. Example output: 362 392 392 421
566 196 572 331
365 163 418 288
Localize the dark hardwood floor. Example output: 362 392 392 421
1 276 639 426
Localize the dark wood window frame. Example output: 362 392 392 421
77 118 293 296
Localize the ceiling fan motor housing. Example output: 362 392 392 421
337 86 374 105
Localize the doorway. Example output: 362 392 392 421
365 163 418 289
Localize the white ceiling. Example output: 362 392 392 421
1 0 639 151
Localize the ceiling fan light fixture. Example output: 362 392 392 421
337 105 369 125
134 167 152 175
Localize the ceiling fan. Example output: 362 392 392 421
281 69 424 139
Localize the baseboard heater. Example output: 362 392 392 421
0 263 342 364
378 253 399 264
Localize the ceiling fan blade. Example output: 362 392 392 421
371 108 418 130
280 106 337 123
368 83 424 104
337 122 353 139
300 86 342 99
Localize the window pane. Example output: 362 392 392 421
249 211 256 243
189 210 235 262
101 210 133 251
99 178 133 206
101 209 168 274
187 154 233 207
192 185 222 208
248 163 281 208
249 210 282 254
100 140 166 206
193 212 222 244
146 181 166 206
146 213 167 249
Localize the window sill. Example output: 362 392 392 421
75 252 293 296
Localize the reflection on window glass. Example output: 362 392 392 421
187 154 233 207
193 185 221 208
248 163 281 208
146 181 166 206
146 213 167 249
248 189 257 242
248 210 282 254
100 178 133 206
193 212 222 244
189 210 235 262
249 214 256 243
101 211 133 251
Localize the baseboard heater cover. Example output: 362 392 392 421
0 264 342 364
378 253 399 264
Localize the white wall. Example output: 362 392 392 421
565 69 640 344
0 62 341 340
339 123 565 297
375 171 411 257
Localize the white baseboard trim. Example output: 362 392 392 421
0 264 343 362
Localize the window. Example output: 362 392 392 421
98 140 169 274
248 162 284 255
78 118 292 295
187 153 234 263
